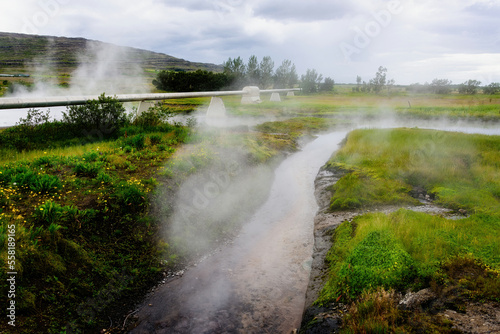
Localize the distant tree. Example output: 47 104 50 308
246 55 260 86
223 56 247 88
430 78 453 94
319 77 335 92
407 83 431 94
153 70 231 92
369 66 388 93
288 64 298 87
386 78 395 92
259 56 275 89
300 69 323 94
361 81 370 93
458 79 481 95
274 59 297 88
353 75 362 92
483 82 500 95
223 56 246 76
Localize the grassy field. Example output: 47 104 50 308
316 128 500 333
0 105 193 332
1 90 500 332
221 92 500 120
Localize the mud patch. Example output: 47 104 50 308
441 302 500 334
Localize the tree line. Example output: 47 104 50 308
353 68 500 95
353 66 395 94
406 79 500 95
153 55 334 94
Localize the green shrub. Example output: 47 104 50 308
149 134 162 146
119 125 142 137
123 134 146 150
62 94 126 137
96 171 112 184
32 155 58 168
33 201 64 226
173 126 190 143
114 183 146 211
82 150 100 162
0 165 29 185
133 110 162 127
11 170 37 188
30 174 62 194
16 108 51 127
0 121 77 151
73 162 103 177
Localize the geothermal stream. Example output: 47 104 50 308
131 130 349 333
129 119 499 334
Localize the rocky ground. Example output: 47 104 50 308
299 167 500 334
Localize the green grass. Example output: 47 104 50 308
255 117 347 136
326 128 500 213
397 104 500 120
222 93 500 120
317 127 500 332
0 135 183 332
318 209 500 303
318 209 500 332
0 100 194 333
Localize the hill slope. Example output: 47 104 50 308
0 32 222 92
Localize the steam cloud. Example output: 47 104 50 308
1 38 150 126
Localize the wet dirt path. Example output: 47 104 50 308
130 131 348 334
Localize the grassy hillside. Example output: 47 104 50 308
0 32 222 90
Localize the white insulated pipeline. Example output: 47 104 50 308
0 87 301 110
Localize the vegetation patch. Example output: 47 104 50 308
329 172 418 210
316 127 500 332
0 97 191 333
326 128 500 213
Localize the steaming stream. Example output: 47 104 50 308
131 131 349 333
130 120 500 333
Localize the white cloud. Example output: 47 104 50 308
0 0 498 85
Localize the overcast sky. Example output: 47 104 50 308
1 0 499 85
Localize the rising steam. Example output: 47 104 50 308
9 38 149 97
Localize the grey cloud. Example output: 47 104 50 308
465 1 500 17
152 0 223 12
252 1 356 22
